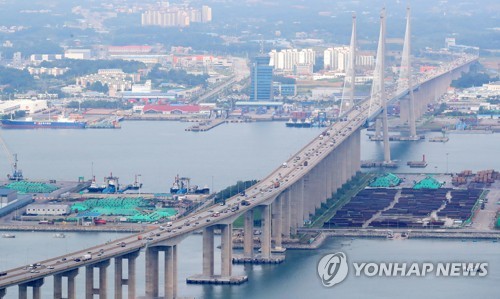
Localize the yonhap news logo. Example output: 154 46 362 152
317 252 488 287
317 252 349 287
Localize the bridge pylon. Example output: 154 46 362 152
340 13 357 116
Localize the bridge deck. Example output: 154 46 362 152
0 55 478 290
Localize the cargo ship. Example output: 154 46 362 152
170 175 209 195
1 117 86 129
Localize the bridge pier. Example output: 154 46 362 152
54 268 78 299
164 246 177 299
281 190 291 240
86 259 110 299
272 195 284 251
114 250 139 299
19 278 44 299
243 210 254 258
189 223 247 284
288 182 298 235
145 244 178 299
261 205 271 259
145 247 160 298
203 226 215 276
221 224 233 277
290 178 305 232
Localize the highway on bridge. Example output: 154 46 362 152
0 55 477 290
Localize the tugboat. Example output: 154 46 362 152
87 176 106 193
127 174 143 190
170 175 188 194
170 175 209 195
102 173 119 194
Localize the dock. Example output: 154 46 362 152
185 119 226 132
429 136 449 142
369 135 425 141
407 154 428 168
361 160 398 168
186 274 248 285
232 254 285 264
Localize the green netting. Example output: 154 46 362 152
413 176 443 189
369 173 402 188
5 181 59 194
70 198 177 222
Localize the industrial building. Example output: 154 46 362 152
26 204 71 216
0 99 48 115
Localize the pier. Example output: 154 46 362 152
185 119 226 132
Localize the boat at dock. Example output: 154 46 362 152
1 117 86 129
286 118 312 128
87 176 106 193
170 175 209 195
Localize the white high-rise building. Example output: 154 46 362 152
201 5 212 23
269 48 315 72
324 47 349 71
324 47 374 71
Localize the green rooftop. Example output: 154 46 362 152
413 176 444 189
369 173 402 188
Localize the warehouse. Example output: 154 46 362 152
26 204 71 216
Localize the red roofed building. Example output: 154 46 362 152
142 104 201 115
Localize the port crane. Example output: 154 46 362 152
0 132 23 180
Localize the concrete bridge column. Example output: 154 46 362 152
272 195 283 250
331 146 340 194
221 223 233 277
145 247 160 298
346 135 353 181
289 183 299 235
260 205 272 259
164 245 177 299
316 163 325 209
281 190 291 239
355 128 361 172
243 210 254 258
54 273 62 299
173 245 178 296
326 153 334 199
86 260 110 299
19 278 44 299
54 268 78 299
114 250 139 299
302 174 310 221
341 141 348 185
296 178 305 228
203 226 215 276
